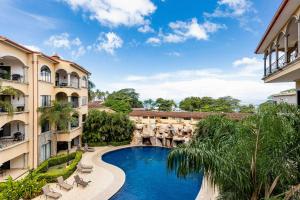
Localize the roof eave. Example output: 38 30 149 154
255 0 289 54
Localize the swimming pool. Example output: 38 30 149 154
102 146 202 200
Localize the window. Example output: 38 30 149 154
161 117 168 119
82 114 86 122
40 141 51 163
82 96 87 106
41 95 51 107
184 117 191 121
71 114 79 129
41 121 50 133
40 66 51 82
81 76 87 88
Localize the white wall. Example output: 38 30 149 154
10 154 26 169
272 95 297 105
10 121 25 137
2 58 24 76
10 95 25 109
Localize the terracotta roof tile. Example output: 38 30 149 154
129 110 249 120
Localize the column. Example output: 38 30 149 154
79 135 82 148
23 66 28 83
298 19 300 57
269 47 272 74
67 73 71 87
67 141 71 151
275 44 279 69
285 34 289 64
24 124 29 140
263 53 267 77
24 95 29 111
78 78 81 89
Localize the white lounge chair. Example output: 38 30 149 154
57 176 73 191
42 185 62 199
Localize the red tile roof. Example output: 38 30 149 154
129 110 249 120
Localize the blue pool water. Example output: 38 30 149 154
102 146 202 200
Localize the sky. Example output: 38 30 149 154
0 0 293 105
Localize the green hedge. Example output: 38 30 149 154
88 140 131 147
36 151 82 182
0 151 82 200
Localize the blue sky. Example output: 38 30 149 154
0 0 293 104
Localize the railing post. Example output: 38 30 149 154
264 53 267 77
269 47 272 74
298 19 300 57
275 44 279 69
285 34 289 64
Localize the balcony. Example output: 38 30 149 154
0 91 28 118
0 56 28 92
262 16 300 83
0 120 27 150
55 69 80 89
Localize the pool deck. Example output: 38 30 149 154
34 145 218 200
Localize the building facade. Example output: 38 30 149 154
271 89 297 105
256 0 300 105
0 36 90 178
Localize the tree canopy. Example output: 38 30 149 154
83 109 134 144
155 98 176 111
168 103 300 200
179 96 254 113
104 88 143 113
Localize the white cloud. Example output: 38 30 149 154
109 57 293 104
45 33 86 58
95 32 123 55
205 0 253 18
23 45 41 52
45 33 81 49
155 18 225 44
60 0 156 27
71 46 86 59
166 51 181 57
204 0 259 33
146 37 161 46
138 20 154 33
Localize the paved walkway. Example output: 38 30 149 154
34 146 125 200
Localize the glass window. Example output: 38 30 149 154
40 66 51 82
81 76 87 87
41 95 51 107
82 114 86 122
41 121 50 133
82 96 87 106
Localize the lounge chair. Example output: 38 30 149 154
42 185 62 199
73 175 91 187
78 162 93 169
57 176 73 191
77 164 93 173
84 143 95 152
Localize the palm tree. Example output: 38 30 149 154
88 79 95 101
38 100 76 132
167 104 300 200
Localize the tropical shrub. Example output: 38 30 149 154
38 100 76 131
0 151 82 200
83 109 134 144
168 103 300 200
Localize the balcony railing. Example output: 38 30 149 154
0 132 26 150
0 74 24 83
264 50 300 78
